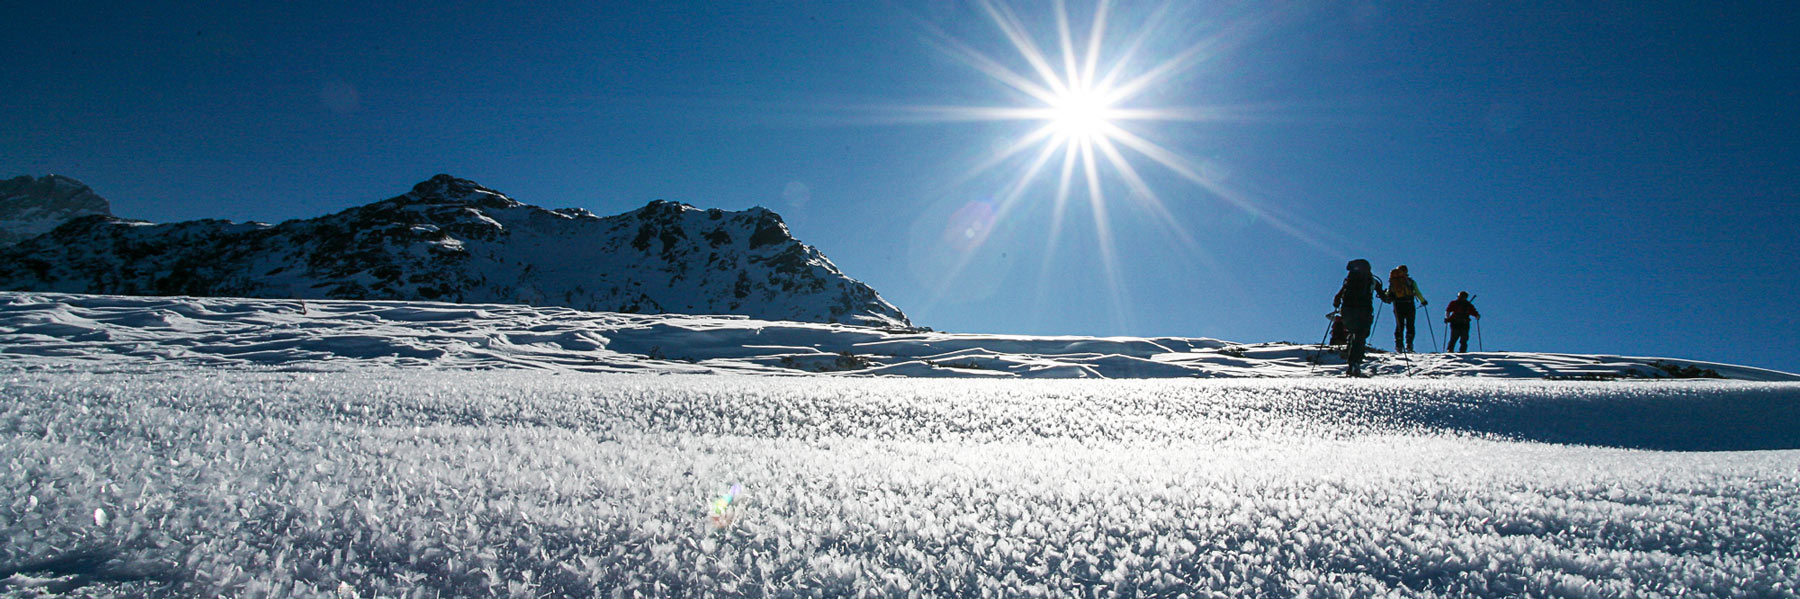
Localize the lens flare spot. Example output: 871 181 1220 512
943 199 998 253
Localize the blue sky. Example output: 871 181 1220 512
5 1 1797 373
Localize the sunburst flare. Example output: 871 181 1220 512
904 0 1263 323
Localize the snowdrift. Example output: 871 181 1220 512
4 292 1794 381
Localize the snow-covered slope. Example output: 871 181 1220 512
4 291 1793 381
6 291 1800 597
5 370 1798 597
0 175 907 327
0 174 111 247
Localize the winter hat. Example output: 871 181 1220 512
1458 291 1469 299
1346 259 1370 272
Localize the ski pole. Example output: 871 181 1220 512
1467 294 1482 352
1309 320 1326 373
1423 303 1438 353
1312 312 1335 371
1372 305 1382 351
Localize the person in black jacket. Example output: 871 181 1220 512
1332 258 1386 377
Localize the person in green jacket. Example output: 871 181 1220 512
1386 265 1427 353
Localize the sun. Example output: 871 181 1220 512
907 0 1247 217
897 1 1316 324
1046 86 1115 141
911 0 1244 238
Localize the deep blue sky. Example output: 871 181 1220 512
5 1 1797 373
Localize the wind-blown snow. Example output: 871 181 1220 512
4 292 1793 381
4 292 1799 598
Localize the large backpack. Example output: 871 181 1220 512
1389 271 1413 300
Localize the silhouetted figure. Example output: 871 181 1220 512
1333 259 1386 377
1444 291 1481 353
1387 265 1427 352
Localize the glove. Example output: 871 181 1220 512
1421 300 1428 307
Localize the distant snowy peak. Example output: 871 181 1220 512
0 174 113 246
0 174 911 327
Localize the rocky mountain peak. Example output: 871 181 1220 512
1 174 114 246
401 174 521 210
632 199 694 219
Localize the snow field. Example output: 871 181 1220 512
4 371 1799 598
9 292 1798 381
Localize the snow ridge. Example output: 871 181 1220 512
4 291 1793 382
0 175 908 327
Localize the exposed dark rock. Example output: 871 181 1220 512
0 175 114 246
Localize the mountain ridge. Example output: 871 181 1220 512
0 174 113 246
0 174 910 327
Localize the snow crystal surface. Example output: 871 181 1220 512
4 370 1799 598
